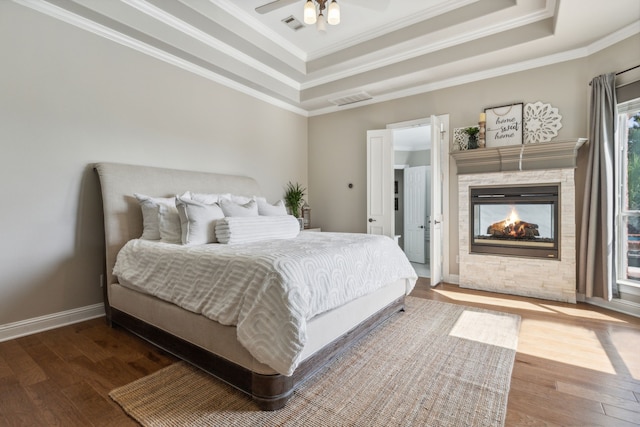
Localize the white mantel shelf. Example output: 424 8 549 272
451 139 587 174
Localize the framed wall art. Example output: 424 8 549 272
484 103 523 147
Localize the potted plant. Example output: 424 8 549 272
464 126 480 149
283 181 306 218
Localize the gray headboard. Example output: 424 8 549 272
94 162 261 290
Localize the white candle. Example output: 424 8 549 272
479 112 486 122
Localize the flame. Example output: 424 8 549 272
504 207 520 227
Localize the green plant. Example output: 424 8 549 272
464 126 479 137
464 126 480 149
283 181 306 217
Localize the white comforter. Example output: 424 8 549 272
113 232 417 376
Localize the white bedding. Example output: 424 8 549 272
113 232 417 376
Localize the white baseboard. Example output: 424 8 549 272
0 303 105 342
445 274 460 285
579 294 640 318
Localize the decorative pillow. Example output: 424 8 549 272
257 198 287 216
134 193 176 240
190 192 231 205
158 202 182 244
175 196 225 245
230 194 255 205
219 198 259 217
215 215 300 244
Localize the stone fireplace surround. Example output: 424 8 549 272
458 169 576 303
452 140 586 303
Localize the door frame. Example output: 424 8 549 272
387 116 451 283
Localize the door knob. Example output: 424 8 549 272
419 225 424 229
368 218 376 222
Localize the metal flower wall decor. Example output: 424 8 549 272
523 102 562 144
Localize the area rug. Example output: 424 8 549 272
109 297 520 427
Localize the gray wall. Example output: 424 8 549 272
0 3 307 326
2 0 638 328
309 34 640 278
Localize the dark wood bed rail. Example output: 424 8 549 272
110 296 405 410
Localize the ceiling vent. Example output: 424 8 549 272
329 91 373 106
281 15 304 31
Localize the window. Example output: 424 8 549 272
615 97 640 287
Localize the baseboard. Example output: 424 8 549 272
0 303 105 342
581 295 640 318
446 274 460 285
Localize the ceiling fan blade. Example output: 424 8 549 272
255 0 299 14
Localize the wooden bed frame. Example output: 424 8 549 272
94 162 407 410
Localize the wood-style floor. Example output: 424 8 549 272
1 281 639 426
412 281 640 426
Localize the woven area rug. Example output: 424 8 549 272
110 297 520 427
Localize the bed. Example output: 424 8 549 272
94 162 417 410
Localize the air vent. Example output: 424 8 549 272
329 91 373 106
281 15 303 31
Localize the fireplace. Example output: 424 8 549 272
456 163 579 302
470 185 559 259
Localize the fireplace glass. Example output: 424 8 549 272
470 185 559 259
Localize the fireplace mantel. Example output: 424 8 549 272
451 139 587 174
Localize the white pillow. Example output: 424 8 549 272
190 192 231 205
158 203 182 244
215 215 300 244
257 198 287 216
134 193 176 240
175 196 224 245
230 194 255 205
219 198 259 217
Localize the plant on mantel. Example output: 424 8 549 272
284 181 306 218
464 126 480 149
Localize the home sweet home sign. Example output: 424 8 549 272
484 103 523 147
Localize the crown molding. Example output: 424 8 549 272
301 16 552 91
306 47 598 116
14 0 639 117
209 0 309 62
123 0 301 90
304 0 475 61
586 21 640 55
13 0 309 116
301 1 553 90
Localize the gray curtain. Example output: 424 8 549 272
578 73 618 300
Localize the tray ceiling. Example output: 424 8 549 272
15 0 640 116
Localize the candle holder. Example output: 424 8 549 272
478 120 486 148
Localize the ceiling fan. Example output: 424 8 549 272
255 0 390 15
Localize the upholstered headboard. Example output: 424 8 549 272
94 162 261 292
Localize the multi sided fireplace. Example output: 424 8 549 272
470 185 559 259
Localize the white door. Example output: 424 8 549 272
430 115 444 286
404 166 427 262
366 130 394 237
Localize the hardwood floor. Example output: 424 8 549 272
1 281 639 426
413 280 640 426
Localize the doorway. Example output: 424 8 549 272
392 126 431 278
367 114 449 285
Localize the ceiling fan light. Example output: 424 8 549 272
304 0 316 24
316 12 326 32
328 1 340 25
